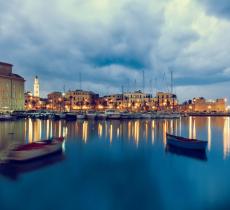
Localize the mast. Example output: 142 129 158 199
79 72 82 90
170 70 173 94
121 85 124 109
142 70 145 92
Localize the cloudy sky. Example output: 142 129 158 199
1 0 230 101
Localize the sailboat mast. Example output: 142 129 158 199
142 70 145 92
170 70 173 94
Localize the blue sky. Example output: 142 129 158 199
1 0 230 101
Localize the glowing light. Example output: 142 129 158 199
151 120 155 144
208 117 211 151
82 121 88 143
98 123 103 137
223 117 230 159
189 117 192 139
110 124 113 143
134 121 140 147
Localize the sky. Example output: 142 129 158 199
1 0 230 102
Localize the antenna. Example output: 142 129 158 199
155 77 158 95
79 72 82 90
149 79 153 94
142 70 145 92
170 70 173 94
134 79 137 91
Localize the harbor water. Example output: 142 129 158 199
0 117 230 210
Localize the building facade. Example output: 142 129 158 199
47 92 64 111
182 97 227 112
65 90 99 110
123 90 152 110
152 92 178 111
0 62 25 112
100 94 124 109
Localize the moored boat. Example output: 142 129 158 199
166 133 207 150
86 110 97 120
141 112 152 119
76 112 86 120
8 137 65 161
97 111 107 120
0 114 15 121
105 109 120 119
66 112 77 121
120 111 132 119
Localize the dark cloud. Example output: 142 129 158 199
199 0 230 19
0 0 230 100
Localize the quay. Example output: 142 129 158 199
1 110 230 122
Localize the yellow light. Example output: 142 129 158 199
98 105 104 109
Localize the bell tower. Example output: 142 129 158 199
34 76 40 97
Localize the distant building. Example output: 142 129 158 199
47 92 64 111
25 91 40 110
0 62 25 112
123 90 152 110
100 94 124 109
182 97 227 112
153 92 178 110
33 76 39 97
124 90 152 103
65 90 99 110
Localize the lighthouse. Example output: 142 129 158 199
34 76 40 97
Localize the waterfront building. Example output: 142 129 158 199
47 92 64 111
25 91 41 110
152 92 178 111
100 94 125 109
0 61 25 112
33 76 40 97
65 90 99 111
181 97 227 112
123 90 152 110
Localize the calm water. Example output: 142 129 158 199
1 117 230 210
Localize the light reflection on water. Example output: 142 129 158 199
2 117 230 210
1 117 230 159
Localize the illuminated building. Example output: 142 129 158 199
153 92 178 110
0 61 25 112
100 94 125 109
123 90 152 110
33 76 40 97
47 91 64 111
181 97 227 112
65 90 99 110
25 91 47 110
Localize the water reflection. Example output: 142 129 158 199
223 117 230 159
1 117 230 160
165 145 207 161
0 151 65 180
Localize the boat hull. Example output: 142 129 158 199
8 138 64 161
166 134 207 150
107 115 121 119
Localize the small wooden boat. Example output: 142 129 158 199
166 133 207 150
8 137 65 161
